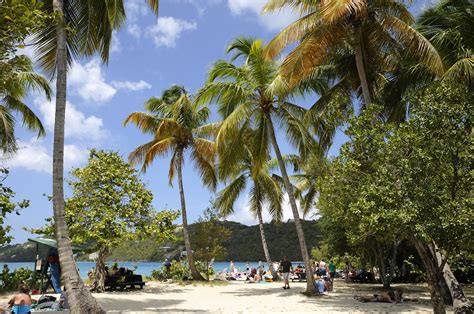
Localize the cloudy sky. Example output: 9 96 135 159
3 0 434 243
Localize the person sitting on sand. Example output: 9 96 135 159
354 289 403 303
8 284 32 314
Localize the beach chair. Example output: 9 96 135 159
105 274 145 290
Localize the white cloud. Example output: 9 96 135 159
127 23 142 38
180 0 223 16
6 140 52 173
5 139 88 174
125 0 150 22
111 80 152 91
69 59 117 103
146 17 197 48
35 98 108 143
227 0 298 31
228 193 298 225
111 31 122 53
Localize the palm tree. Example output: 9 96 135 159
33 1 159 312
196 37 317 292
1 55 50 154
417 0 473 86
124 85 217 281
215 131 283 280
292 154 329 219
263 0 444 106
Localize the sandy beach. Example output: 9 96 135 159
93 280 447 313
1 279 460 313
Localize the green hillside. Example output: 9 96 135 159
0 220 321 262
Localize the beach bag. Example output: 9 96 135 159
38 295 57 304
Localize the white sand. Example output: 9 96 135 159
0 280 455 313
94 280 445 313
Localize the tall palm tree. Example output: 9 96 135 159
33 1 159 312
215 131 283 279
263 0 443 106
1 55 50 153
124 85 217 281
196 37 317 292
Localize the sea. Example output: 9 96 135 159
0 261 277 279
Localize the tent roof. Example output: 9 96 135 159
28 237 83 252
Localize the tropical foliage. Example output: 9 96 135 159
197 37 317 292
1 0 472 311
65 150 178 292
0 0 51 153
0 168 30 245
318 83 473 311
125 85 217 281
192 208 231 280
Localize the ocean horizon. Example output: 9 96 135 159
0 260 305 279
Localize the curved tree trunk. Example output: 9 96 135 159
256 207 278 280
353 24 372 106
52 1 104 312
429 243 474 313
413 240 446 314
91 246 110 293
265 113 315 293
176 150 204 281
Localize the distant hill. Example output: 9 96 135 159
0 220 321 262
0 242 37 262
215 220 321 261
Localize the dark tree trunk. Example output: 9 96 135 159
91 246 110 293
376 242 390 289
388 240 400 285
52 0 104 312
413 240 446 314
429 243 474 313
176 149 204 281
265 112 315 293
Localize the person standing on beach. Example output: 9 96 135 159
343 261 350 283
329 260 336 279
280 256 292 289
319 259 327 276
229 260 235 273
258 259 264 281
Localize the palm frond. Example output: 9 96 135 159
215 174 247 216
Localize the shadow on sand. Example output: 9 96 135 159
98 297 201 313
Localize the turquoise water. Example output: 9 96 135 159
1 261 272 279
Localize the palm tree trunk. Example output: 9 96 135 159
265 112 315 293
353 24 372 106
256 207 278 280
176 149 204 281
52 1 104 312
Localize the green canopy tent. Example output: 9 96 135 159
28 237 83 293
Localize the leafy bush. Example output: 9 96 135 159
0 266 35 291
150 260 214 281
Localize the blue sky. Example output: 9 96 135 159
4 0 436 243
